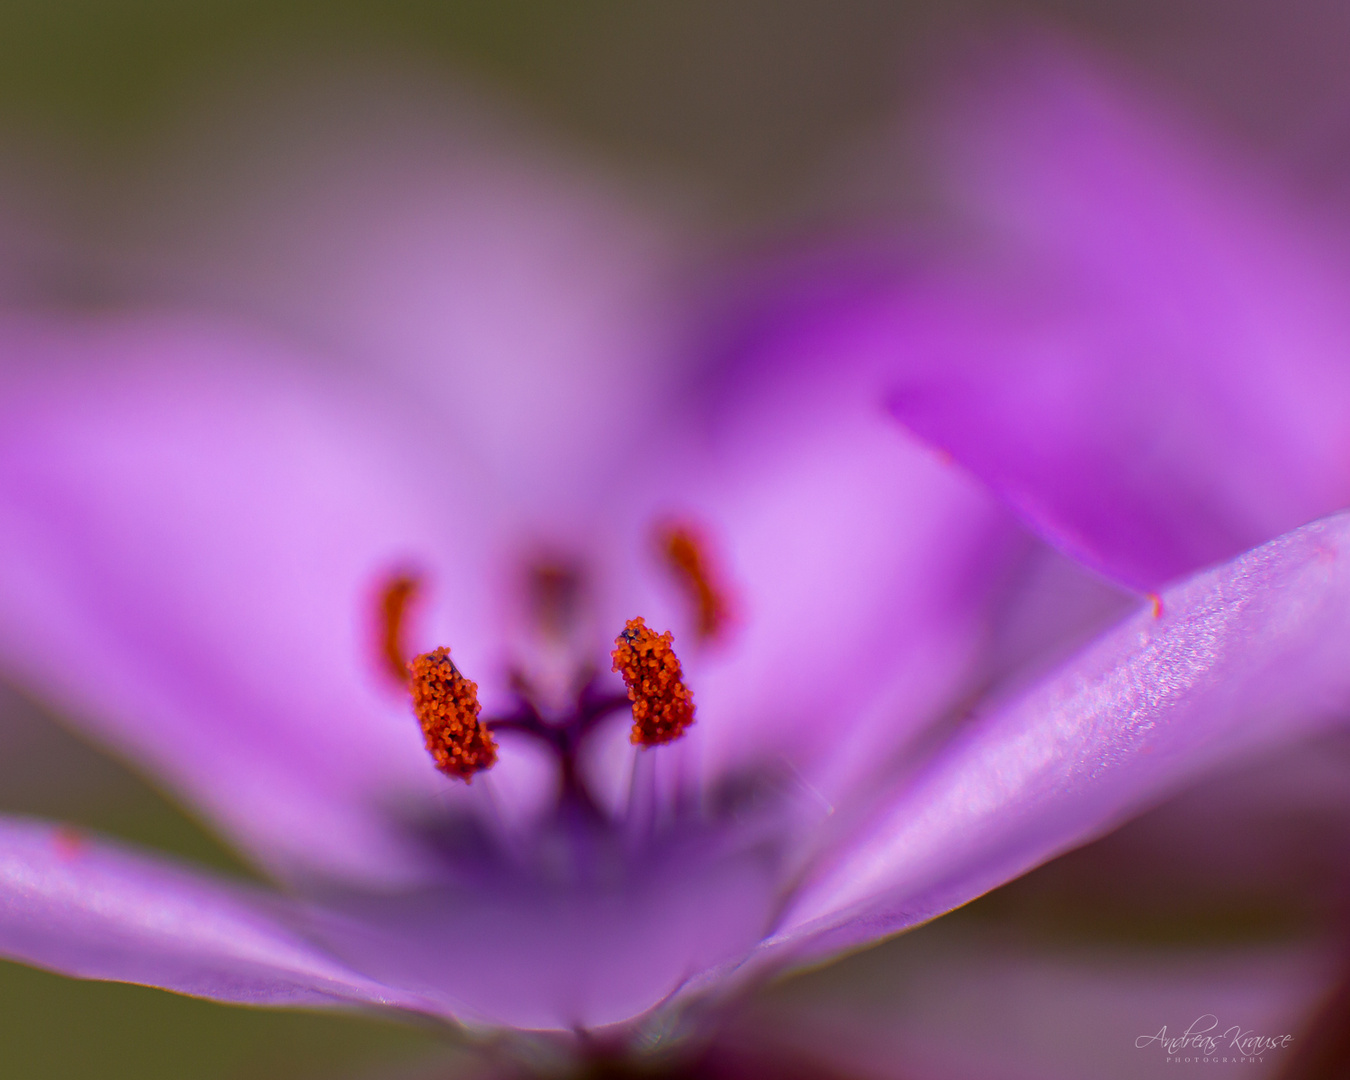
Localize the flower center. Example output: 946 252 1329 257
405 617 692 808
373 521 724 813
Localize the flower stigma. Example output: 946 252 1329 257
612 617 696 747
408 647 498 781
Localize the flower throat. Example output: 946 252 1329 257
375 525 724 815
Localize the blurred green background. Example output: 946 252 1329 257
2 2 1348 1077
0 0 1346 226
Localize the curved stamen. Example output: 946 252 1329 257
376 571 423 686
658 522 731 643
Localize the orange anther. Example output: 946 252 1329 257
611 617 695 747
376 571 423 687
658 522 731 643
408 648 498 781
1147 592 1163 619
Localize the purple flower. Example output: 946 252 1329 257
0 49 1348 1075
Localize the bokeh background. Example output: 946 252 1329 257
3 3 1350 1077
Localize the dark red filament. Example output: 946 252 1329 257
527 561 586 640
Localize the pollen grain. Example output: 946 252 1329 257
408 647 498 781
611 617 695 747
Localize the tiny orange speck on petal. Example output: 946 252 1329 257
53 825 87 862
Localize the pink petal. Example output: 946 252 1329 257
774 511 1350 958
883 44 1350 591
115 69 694 530
0 314 510 886
298 833 787 1031
0 816 435 1013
